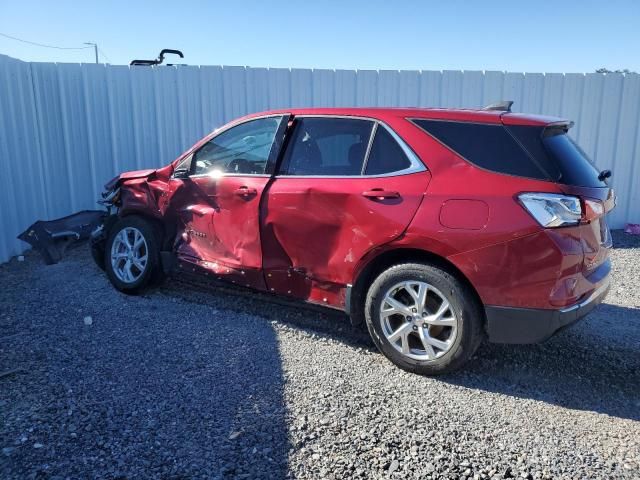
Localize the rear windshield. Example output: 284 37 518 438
507 125 605 187
412 119 606 187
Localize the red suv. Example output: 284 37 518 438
36 103 615 374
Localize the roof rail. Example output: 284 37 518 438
482 100 513 112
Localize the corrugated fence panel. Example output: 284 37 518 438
1 53 639 263
334 69 356 106
0 56 47 260
82 64 116 205
616 75 640 225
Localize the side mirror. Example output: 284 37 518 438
173 167 190 179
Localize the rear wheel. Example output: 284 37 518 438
364 263 483 375
105 216 163 294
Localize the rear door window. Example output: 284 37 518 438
364 126 412 175
280 117 374 176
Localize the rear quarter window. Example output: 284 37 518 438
412 119 550 180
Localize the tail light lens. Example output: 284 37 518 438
518 193 582 227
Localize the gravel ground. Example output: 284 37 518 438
1 231 639 479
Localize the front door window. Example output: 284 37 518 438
193 117 283 176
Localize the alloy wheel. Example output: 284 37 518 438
379 281 458 361
110 227 148 284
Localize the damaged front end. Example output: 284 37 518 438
18 184 123 266
18 166 169 266
18 210 108 265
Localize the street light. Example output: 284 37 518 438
84 42 98 64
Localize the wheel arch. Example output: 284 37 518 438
349 247 485 327
118 209 172 250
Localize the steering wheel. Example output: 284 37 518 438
227 158 253 174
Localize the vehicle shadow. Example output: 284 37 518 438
165 277 640 422
443 308 640 422
611 229 640 250
449 302 640 422
0 253 291 479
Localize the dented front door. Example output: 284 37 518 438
175 115 290 290
176 175 272 288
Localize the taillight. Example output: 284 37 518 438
518 193 608 227
518 193 581 227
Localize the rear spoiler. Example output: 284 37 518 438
542 121 575 136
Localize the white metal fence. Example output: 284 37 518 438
1 53 639 263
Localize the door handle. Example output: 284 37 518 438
362 189 400 199
234 186 258 197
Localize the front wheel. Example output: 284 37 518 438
364 263 483 375
105 216 162 294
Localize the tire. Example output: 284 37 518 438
104 216 163 294
364 263 483 375
90 241 106 271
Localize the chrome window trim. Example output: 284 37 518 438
189 173 271 179
276 114 427 179
360 122 378 175
272 171 425 179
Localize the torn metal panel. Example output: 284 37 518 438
104 168 158 190
17 210 106 264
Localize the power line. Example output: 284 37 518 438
97 46 112 63
0 32 92 50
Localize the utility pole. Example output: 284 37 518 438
84 42 98 64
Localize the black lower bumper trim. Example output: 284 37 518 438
18 210 106 265
485 279 611 344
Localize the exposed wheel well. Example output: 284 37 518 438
349 248 485 327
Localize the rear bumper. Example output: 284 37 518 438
485 275 611 344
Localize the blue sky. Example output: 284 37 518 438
1 0 638 72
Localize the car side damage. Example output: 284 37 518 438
16 105 615 375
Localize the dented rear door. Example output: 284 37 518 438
261 116 430 308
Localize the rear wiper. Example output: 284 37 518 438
598 169 612 182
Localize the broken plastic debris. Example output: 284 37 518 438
624 223 640 235
83 316 93 326
228 431 242 440
17 255 25 262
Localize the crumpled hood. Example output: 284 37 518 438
104 169 157 190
